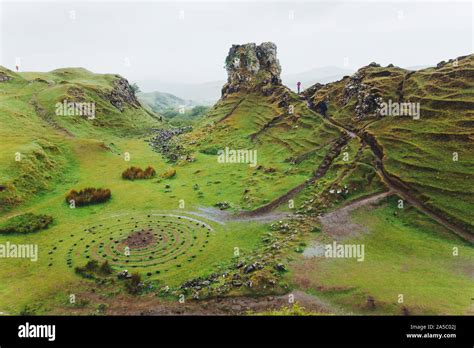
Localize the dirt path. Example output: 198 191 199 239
179 207 293 224
53 289 337 315
217 98 245 123
376 161 474 243
304 97 473 243
30 97 75 138
236 92 473 242
250 113 285 142
318 191 392 239
238 134 350 217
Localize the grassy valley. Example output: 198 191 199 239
0 44 472 316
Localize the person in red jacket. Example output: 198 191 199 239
297 81 301 94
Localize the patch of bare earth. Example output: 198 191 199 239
318 191 391 239
288 192 393 313
52 290 334 315
119 229 156 250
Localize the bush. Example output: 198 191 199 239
85 260 99 271
19 305 36 316
160 168 176 179
122 166 156 180
125 272 143 295
75 260 113 278
0 213 53 234
199 146 220 155
65 187 111 207
99 260 113 275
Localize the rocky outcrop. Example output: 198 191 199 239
147 126 192 162
343 68 383 119
106 77 141 111
221 42 282 97
302 83 324 100
0 72 11 82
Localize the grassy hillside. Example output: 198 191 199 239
0 51 472 316
0 65 305 314
0 66 160 211
290 195 474 315
137 91 196 113
304 55 474 235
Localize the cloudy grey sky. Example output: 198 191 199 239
0 0 472 84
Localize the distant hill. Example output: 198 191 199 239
134 80 222 105
134 66 354 104
137 91 198 113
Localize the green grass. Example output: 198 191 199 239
0 213 53 234
288 196 474 315
305 55 474 233
0 60 472 316
0 131 273 313
0 76 291 313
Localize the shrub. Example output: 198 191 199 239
125 272 143 295
75 260 113 278
19 305 36 316
122 166 156 180
199 146 220 155
65 187 111 206
99 260 113 275
85 260 99 271
160 168 176 179
144 166 156 177
0 213 53 234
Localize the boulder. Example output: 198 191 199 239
222 42 282 97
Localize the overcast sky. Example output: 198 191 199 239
0 1 472 83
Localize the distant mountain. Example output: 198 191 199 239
134 66 354 104
137 91 198 113
134 80 222 105
282 66 354 92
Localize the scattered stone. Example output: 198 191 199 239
215 201 230 210
274 263 287 272
117 270 131 279
366 296 376 310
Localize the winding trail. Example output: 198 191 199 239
30 97 75 138
305 97 473 243
217 98 245 123
250 113 285 142
235 93 473 243
237 133 350 217
317 191 392 239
